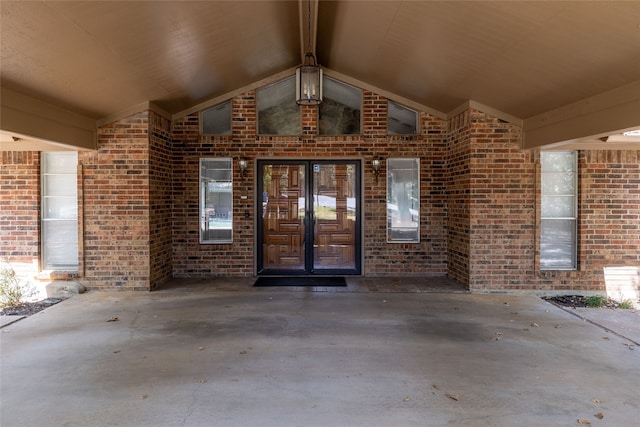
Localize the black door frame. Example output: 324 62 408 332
256 159 362 276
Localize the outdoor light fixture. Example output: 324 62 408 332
296 0 322 105
296 52 322 105
372 157 382 184
238 159 248 178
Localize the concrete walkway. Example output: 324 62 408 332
1 283 638 427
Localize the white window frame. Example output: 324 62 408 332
540 151 578 270
200 158 233 244
41 151 78 270
386 158 420 243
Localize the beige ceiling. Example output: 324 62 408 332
1 1 639 151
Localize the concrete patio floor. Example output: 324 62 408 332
1 278 638 427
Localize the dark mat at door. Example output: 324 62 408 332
253 276 347 287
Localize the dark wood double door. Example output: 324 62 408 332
257 160 361 275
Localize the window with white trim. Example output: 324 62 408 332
387 158 420 242
41 152 78 270
200 158 233 244
540 151 577 270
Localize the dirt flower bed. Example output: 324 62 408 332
0 298 66 317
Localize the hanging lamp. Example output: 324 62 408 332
296 0 322 105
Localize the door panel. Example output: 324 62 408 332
261 164 306 271
258 160 360 275
313 163 357 270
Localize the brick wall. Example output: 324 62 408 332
0 152 40 276
149 111 173 289
172 99 254 276
80 112 152 290
2 86 637 295
447 111 471 284
466 110 533 291
580 150 639 270
172 89 449 277
447 109 638 295
535 150 640 295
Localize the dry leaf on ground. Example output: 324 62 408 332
594 413 604 419
106 317 119 322
577 419 591 425
446 393 459 401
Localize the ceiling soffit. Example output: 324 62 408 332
317 1 640 119
1 1 639 150
0 1 300 118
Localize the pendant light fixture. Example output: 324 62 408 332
296 0 322 105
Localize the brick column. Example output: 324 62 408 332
447 111 472 285
447 109 530 291
81 112 152 290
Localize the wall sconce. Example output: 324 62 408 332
238 159 248 178
372 157 382 184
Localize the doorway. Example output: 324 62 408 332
257 160 361 275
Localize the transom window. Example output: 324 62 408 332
388 100 418 135
257 76 300 135
319 77 361 135
201 101 231 135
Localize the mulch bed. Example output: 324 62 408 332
0 298 66 316
543 295 635 309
